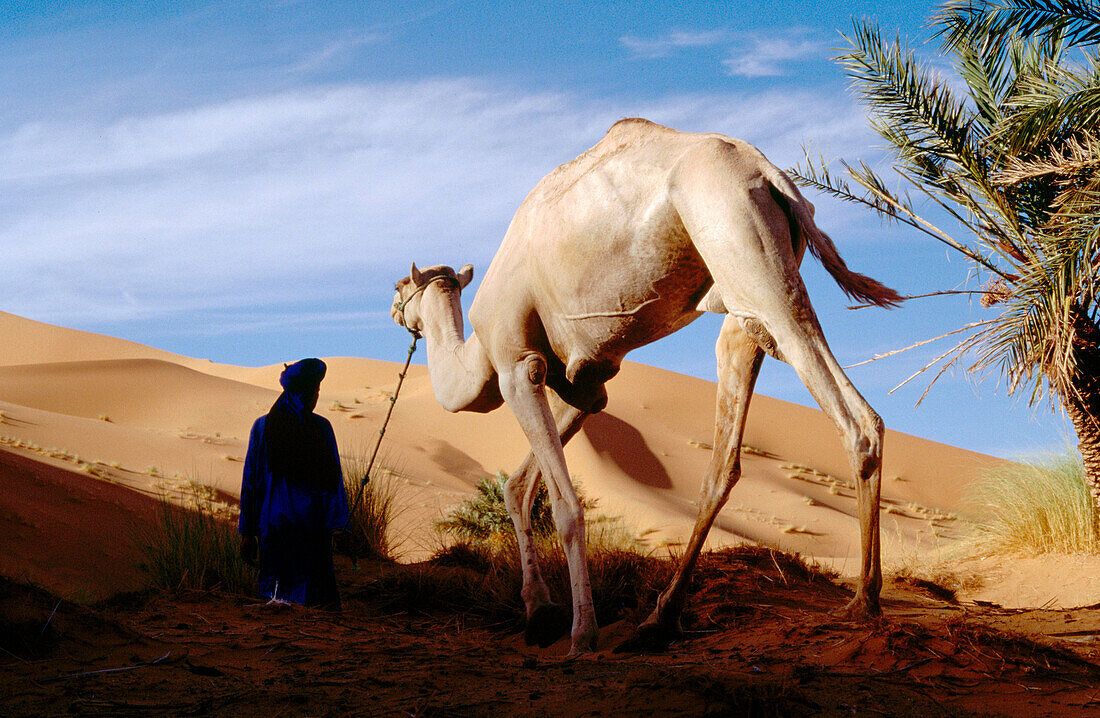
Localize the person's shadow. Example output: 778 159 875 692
581 412 673 489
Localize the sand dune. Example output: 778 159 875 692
0 449 161 601
0 309 1071 608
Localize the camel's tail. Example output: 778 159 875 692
768 180 903 309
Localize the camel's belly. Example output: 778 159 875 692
536 224 713 377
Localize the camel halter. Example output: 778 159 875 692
392 273 460 337
346 273 459 561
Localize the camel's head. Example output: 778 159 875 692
391 262 474 334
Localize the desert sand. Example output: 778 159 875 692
0 309 1006 592
3 309 1100 605
4 310 1100 716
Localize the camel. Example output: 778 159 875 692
391 118 900 656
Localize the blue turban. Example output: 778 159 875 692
272 358 327 422
280 358 327 393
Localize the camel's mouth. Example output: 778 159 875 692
390 292 408 327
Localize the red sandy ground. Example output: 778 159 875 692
3 450 1100 716
4 550 1100 716
0 450 160 601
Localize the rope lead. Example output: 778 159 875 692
345 330 419 564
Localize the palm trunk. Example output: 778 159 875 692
1063 305 1100 536
1064 394 1100 518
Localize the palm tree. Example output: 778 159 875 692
793 0 1100 525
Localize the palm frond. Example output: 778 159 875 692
841 21 982 175
792 151 1012 277
998 133 1100 183
955 31 1016 125
839 21 1036 255
971 215 1100 403
792 149 916 221
937 0 1100 49
999 63 1100 153
819 6 1100 413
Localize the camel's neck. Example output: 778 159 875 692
417 287 501 413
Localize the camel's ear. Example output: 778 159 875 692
456 264 474 290
410 262 423 286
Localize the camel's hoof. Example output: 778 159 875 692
564 635 599 660
613 621 679 654
524 603 572 648
833 596 881 621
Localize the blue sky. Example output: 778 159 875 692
0 1 1075 457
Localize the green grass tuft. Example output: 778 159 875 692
434 471 600 545
434 472 549 543
963 450 1098 555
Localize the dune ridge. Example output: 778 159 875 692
0 309 1048 606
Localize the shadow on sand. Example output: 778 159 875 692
582 412 673 489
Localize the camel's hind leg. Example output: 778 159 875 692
757 309 884 618
622 316 764 649
671 150 884 622
502 390 594 647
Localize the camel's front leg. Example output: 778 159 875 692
624 318 764 651
498 352 598 656
503 391 591 647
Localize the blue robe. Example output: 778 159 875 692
239 394 348 609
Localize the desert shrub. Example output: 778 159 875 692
963 451 1098 554
334 451 400 561
581 542 673 624
435 472 548 543
430 541 497 571
426 477 664 627
434 471 602 544
135 497 256 595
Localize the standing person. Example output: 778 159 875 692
239 358 348 609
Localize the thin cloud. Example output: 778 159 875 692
722 37 824 77
621 28 825 78
0 78 871 332
290 33 384 75
619 30 732 59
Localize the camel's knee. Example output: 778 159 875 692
848 409 884 478
521 352 548 386
725 455 744 487
703 458 741 507
549 497 585 545
498 352 548 400
502 471 528 517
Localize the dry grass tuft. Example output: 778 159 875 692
739 444 776 458
335 451 401 562
962 450 1098 555
363 536 674 630
406 474 672 626
134 496 256 595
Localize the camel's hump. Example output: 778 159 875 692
529 118 747 206
531 119 681 201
